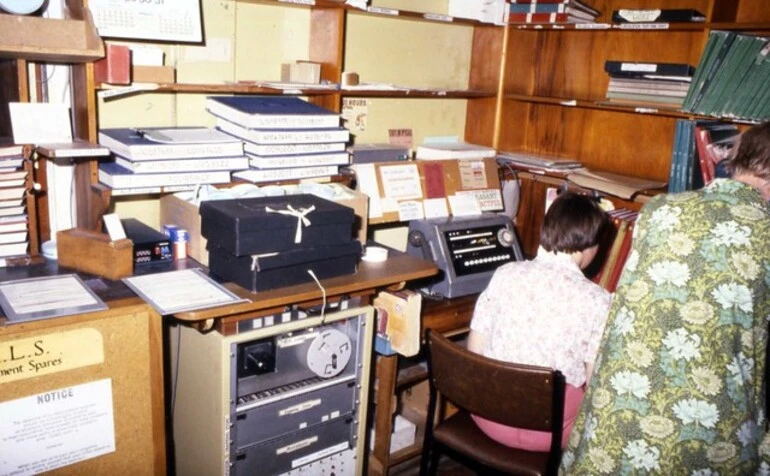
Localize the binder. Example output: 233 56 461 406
612 9 706 23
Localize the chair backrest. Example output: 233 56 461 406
425 329 566 433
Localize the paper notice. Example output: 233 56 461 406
397 201 424 221
448 194 482 217
423 198 449 219
458 159 488 190
0 379 116 475
379 164 423 200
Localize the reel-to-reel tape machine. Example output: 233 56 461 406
172 306 374 476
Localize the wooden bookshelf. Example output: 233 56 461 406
466 0 770 256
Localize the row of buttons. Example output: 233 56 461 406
464 254 510 267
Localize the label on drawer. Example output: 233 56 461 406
0 328 104 384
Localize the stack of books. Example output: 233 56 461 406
0 145 30 261
604 61 694 108
683 31 770 121
97 127 248 194
669 119 739 192
497 151 582 173
505 0 600 25
206 96 350 184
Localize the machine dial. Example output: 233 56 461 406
497 228 514 247
306 329 352 378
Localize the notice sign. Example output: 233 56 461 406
0 379 115 476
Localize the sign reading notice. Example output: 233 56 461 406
0 379 115 475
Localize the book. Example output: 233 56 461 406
508 0 600 16
608 78 692 91
604 61 695 79
0 241 28 258
216 118 350 145
243 140 346 157
507 11 594 23
605 91 685 104
497 151 582 170
98 162 232 189
0 231 27 245
114 155 249 174
567 169 667 200
98 127 245 161
36 139 111 159
416 141 496 160
683 31 737 112
233 165 340 183
507 2 597 19
612 9 706 23
246 150 350 169
206 95 341 129
0 145 24 157
604 216 637 292
0 186 26 201
373 289 422 357
0 219 28 234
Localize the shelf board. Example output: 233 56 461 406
96 82 494 99
509 22 770 31
504 93 763 124
0 12 104 63
250 0 498 28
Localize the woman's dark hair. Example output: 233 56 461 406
540 191 607 253
726 121 770 181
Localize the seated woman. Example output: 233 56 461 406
467 191 611 451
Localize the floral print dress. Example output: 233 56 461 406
562 179 770 475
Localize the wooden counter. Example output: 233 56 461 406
0 298 165 475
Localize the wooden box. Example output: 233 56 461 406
56 228 133 280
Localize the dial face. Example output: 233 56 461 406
306 329 353 378
497 228 514 247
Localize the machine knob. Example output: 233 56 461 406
497 228 514 247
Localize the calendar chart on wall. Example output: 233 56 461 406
89 0 202 43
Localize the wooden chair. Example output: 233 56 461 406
419 330 566 476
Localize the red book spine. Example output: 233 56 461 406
694 126 714 184
508 12 569 22
606 217 637 293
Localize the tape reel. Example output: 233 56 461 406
306 329 353 378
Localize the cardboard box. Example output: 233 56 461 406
132 65 176 84
159 186 368 267
280 61 321 83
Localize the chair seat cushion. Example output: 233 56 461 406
433 410 551 476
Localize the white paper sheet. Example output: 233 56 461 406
0 379 116 476
0 275 107 323
123 269 248 315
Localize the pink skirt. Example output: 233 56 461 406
471 384 584 451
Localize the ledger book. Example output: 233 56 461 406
206 96 341 129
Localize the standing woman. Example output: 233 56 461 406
563 121 770 474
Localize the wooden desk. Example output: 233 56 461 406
173 252 438 328
167 252 438 475
369 294 478 476
0 297 166 475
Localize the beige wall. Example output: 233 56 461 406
98 0 473 250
